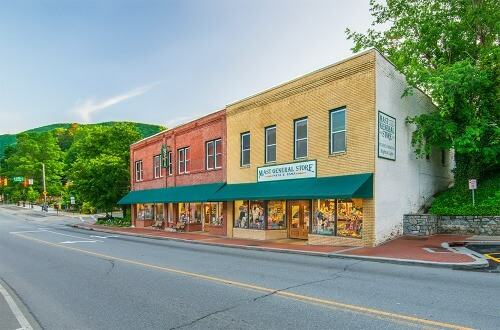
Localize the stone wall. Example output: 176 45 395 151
403 214 438 236
404 214 500 236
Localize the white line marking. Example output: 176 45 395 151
61 241 99 244
90 235 119 239
39 229 103 241
79 217 85 222
0 283 33 330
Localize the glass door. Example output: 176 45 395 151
288 200 310 239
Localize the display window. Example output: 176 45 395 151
337 199 363 238
204 202 224 226
312 199 335 235
155 204 164 221
234 200 249 228
249 200 265 229
178 202 202 223
312 199 363 238
267 200 286 229
137 203 153 220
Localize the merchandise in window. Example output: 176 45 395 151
249 200 265 229
137 203 153 220
234 200 249 228
155 204 164 221
241 133 250 166
294 118 308 159
267 200 286 229
204 202 224 226
312 199 335 235
178 202 201 224
330 108 346 154
337 199 363 238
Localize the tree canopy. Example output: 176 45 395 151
346 0 499 183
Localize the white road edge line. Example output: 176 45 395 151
0 283 33 330
39 229 103 242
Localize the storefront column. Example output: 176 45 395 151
226 202 234 237
131 204 137 227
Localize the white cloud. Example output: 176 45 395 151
70 82 159 123
163 113 204 130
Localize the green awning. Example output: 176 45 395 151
209 173 373 201
117 182 226 204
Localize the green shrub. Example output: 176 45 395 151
429 171 500 215
96 215 131 227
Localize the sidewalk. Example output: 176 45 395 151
73 221 498 270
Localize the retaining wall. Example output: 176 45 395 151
403 214 500 236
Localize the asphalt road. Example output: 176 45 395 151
1 206 499 329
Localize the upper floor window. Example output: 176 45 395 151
153 155 162 178
265 126 276 163
330 108 346 154
294 118 308 159
241 132 250 166
178 147 190 174
206 139 222 170
167 151 172 175
135 160 143 181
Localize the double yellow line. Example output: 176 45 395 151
12 232 474 330
484 253 500 263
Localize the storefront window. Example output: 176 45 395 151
249 200 265 229
234 200 249 228
312 199 335 235
155 204 164 221
235 200 265 230
337 199 363 238
178 202 201 223
137 203 153 220
204 202 224 226
267 200 286 229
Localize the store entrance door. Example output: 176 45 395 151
288 200 310 239
203 203 211 232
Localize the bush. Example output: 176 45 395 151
81 202 95 214
96 214 131 227
429 171 500 215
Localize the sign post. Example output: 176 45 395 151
468 179 477 206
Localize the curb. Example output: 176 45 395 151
70 224 488 270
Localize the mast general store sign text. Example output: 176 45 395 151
257 160 316 182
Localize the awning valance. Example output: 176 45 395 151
209 173 373 201
117 182 226 204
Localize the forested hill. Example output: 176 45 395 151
0 121 166 157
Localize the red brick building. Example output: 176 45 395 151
119 109 228 236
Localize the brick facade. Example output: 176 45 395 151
129 109 227 236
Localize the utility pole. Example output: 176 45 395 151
42 163 47 211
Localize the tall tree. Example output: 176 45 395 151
68 123 141 214
346 0 499 183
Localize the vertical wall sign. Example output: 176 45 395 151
378 111 396 161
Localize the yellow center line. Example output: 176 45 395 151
484 253 500 263
12 232 474 330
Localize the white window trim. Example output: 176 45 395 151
206 139 222 170
330 108 346 154
178 147 190 174
167 151 172 176
265 126 276 163
135 160 143 182
294 118 308 159
241 133 250 167
153 155 163 178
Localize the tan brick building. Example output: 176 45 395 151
211 49 452 247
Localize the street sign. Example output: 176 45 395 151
13 176 24 182
28 179 34 185
70 196 75 205
469 179 477 206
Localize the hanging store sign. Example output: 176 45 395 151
378 111 396 161
257 160 316 182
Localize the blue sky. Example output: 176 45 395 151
0 0 375 134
